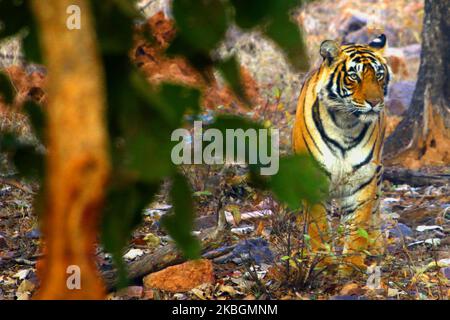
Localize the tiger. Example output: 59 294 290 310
292 34 391 275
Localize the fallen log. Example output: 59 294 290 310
102 213 230 291
383 167 450 187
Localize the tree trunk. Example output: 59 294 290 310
32 0 110 299
384 0 450 168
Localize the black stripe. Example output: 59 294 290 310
301 134 331 179
327 107 338 127
362 124 377 148
347 123 369 149
351 174 375 195
384 69 390 95
301 88 323 156
376 165 382 174
312 99 346 156
352 141 375 171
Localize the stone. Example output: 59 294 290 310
385 223 413 238
221 238 274 265
338 13 367 36
385 81 416 116
25 229 41 239
441 267 450 280
143 259 215 293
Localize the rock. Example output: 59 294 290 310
25 229 41 239
384 223 413 238
343 26 399 47
231 225 255 235
143 259 215 293
385 81 416 116
402 44 421 59
338 13 367 36
408 238 441 248
416 225 443 232
224 238 274 265
123 248 144 260
441 267 450 280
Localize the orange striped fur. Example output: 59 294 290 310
292 35 391 274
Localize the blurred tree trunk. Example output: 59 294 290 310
32 0 110 299
384 0 450 168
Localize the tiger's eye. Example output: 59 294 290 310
376 72 384 79
348 73 359 81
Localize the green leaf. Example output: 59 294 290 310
13 145 44 180
270 154 328 209
123 127 175 182
101 181 161 288
193 190 213 197
23 100 45 142
103 63 176 182
22 25 43 64
111 0 141 19
0 0 31 38
166 34 213 72
132 75 201 128
265 14 309 71
281 255 290 261
172 0 230 53
161 173 201 259
230 0 274 29
357 228 369 240
90 1 134 54
0 72 14 104
217 55 249 106
0 133 44 179
209 114 264 132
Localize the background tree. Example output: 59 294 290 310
384 0 450 167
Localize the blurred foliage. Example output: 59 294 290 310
0 0 327 288
270 154 328 208
0 72 15 104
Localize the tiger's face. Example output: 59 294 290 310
319 34 390 123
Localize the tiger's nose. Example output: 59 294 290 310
367 98 382 108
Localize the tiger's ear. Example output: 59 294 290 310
368 34 387 53
320 40 340 65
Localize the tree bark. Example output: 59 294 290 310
32 0 110 299
384 0 450 168
383 167 450 187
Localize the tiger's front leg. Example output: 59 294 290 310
339 170 384 275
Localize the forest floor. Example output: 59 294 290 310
0 0 449 300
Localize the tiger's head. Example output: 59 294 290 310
318 34 391 124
